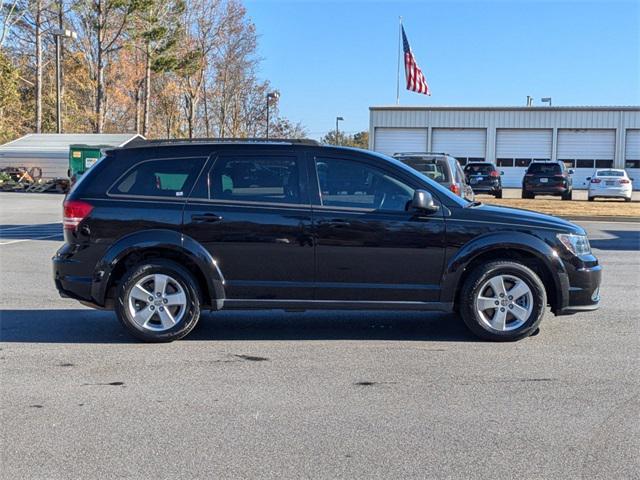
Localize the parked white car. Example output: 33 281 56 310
587 169 633 202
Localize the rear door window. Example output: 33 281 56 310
208 155 302 204
110 157 206 198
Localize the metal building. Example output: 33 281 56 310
0 133 143 179
369 106 640 189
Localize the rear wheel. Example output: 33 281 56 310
115 259 202 342
459 260 546 341
521 190 533 199
562 189 572 201
625 196 632 202
494 189 503 199
588 196 595 202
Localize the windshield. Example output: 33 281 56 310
465 164 494 175
360 149 470 207
527 163 561 174
596 170 624 177
397 156 451 183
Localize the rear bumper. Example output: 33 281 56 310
52 245 94 303
589 188 631 198
524 184 568 195
470 183 501 193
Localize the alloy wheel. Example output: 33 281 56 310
475 274 533 331
127 274 187 331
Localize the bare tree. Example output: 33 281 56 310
75 0 137 132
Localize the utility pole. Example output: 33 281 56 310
336 116 344 145
53 11 77 134
265 91 279 139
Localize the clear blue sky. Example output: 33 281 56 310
245 0 640 139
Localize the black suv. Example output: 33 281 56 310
463 162 503 198
53 140 601 342
522 161 574 200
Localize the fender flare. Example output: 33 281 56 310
440 231 568 309
91 229 225 308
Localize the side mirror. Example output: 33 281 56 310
586 177 591 181
630 178 635 181
568 169 575 175
500 171 504 175
411 189 438 213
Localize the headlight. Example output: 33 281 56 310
557 233 591 256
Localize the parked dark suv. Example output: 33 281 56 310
463 162 503 198
522 161 574 200
53 140 601 343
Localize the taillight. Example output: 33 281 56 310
591 178 601 184
63 200 93 231
490 171 500 178
619 179 630 184
450 184 460 195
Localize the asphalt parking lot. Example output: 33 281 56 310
1 192 639 479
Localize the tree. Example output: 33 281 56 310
269 117 307 139
0 50 26 142
131 0 184 136
321 130 369 149
75 0 138 132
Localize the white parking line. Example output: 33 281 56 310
0 234 62 246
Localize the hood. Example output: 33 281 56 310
466 203 585 235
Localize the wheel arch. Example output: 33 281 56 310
92 230 225 309
442 232 567 314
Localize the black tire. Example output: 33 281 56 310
588 196 594 202
494 189 503 199
562 189 572 201
625 196 631 203
521 190 533 199
459 260 546 341
115 259 202 342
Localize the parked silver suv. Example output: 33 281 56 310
394 152 474 200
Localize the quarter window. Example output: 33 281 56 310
315 157 414 212
209 156 301 204
111 157 206 197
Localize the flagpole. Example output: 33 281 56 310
396 16 402 105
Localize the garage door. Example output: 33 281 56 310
625 129 640 190
373 128 428 156
496 129 553 188
431 129 486 163
557 129 616 189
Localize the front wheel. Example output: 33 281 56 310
459 260 546 341
115 259 202 342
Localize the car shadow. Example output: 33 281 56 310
0 309 477 344
590 230 640 251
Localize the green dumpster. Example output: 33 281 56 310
68 144 110 179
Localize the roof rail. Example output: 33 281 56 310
134 137 320 146
393 152 449 157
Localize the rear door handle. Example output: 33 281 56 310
191 213 223 223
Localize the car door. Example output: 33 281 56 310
182 149 314 301
309 154 446 303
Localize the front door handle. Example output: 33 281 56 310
327 218 350 228
191 213 223 223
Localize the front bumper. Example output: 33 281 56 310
556 261 602 315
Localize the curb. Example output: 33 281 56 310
562 216 640 223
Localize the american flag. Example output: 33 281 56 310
402 25 431 96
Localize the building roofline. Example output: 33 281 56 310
370 105 640 112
